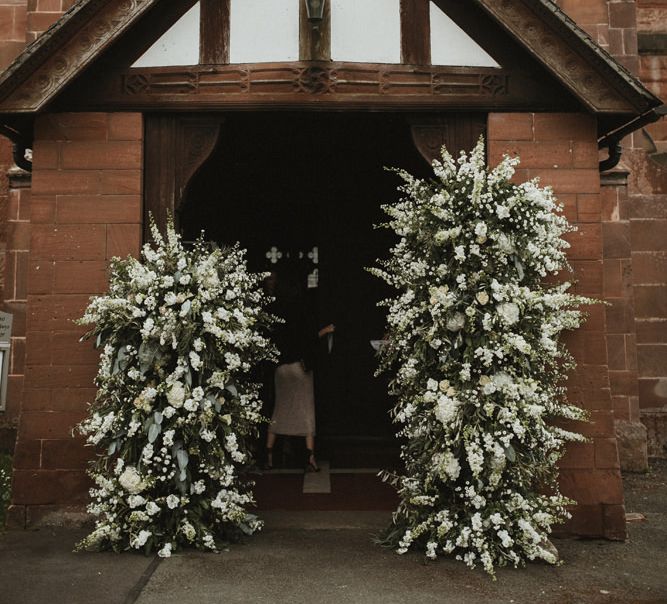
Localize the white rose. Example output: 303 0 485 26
446 312 465 332
118 467 145 494
167 383 186 408
166 495 180 509
158 543 173 558
496 302 520 326
476 291 490 305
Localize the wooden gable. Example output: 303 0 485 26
0 0 662 143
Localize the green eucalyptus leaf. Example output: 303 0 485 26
148 423 161 443
154 411 163 425
176 449 189 470
505 444 516 463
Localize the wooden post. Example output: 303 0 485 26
300 0 331 61
401 0 430 65
200 0 230 64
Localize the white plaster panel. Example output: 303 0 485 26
331 0 401 64
230 0 300 63
133 3 201 68
430 2 499 67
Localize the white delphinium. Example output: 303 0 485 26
75 218 277 556
371 138 594 575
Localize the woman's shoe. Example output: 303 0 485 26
305 449 320 473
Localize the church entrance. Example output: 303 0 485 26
179 113 430 473
147 110 485 508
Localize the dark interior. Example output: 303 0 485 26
180 112 430 467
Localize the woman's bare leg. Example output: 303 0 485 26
265 431 277 468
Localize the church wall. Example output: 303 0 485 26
25 0 72 43
6 111 143 528
629 1 667 456
489 112 626 539
0 0 28 451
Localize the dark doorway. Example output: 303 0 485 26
179 112 429 467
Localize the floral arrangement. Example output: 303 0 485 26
75 220 276 557
371 139 593 575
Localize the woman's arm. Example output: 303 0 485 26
318 324 335 338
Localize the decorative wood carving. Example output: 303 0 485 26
0 0 649 118
409 114 487 164
1 0 165 112
470 0 635 112
119 63 509 101
144 115 222 240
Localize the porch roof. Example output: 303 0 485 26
0 0 662 155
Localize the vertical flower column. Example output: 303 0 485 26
371 139 595 575
76 220 277 556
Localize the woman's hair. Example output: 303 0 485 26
274 258 306 302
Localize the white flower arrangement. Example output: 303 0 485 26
371 138 594 576
75 218 277 556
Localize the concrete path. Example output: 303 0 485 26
1 461 665 604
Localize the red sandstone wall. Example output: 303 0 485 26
632 1 667 414
8 112 143 527
557 0 639 74
0 1 27 66
489 112 625 539
0 0 28 443
25 0 72 42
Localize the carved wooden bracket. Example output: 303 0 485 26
144 115 222 241
409 114 487 164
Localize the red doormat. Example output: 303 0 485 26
252 473 399 511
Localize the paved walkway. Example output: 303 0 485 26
1 462 666 604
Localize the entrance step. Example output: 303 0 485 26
260 510 390 530
253 470 398 511
303 460 331 494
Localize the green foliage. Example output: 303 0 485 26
371 139 594 574
0 453 12 530
75 219 277 557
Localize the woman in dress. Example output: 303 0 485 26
264 260 334 472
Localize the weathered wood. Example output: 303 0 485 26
300 0 331 61
67 61 580 113
144 115 222 240
401 0 430 65
200 0 230 64
409 114 487 164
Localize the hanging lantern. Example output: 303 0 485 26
305 0 325 22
